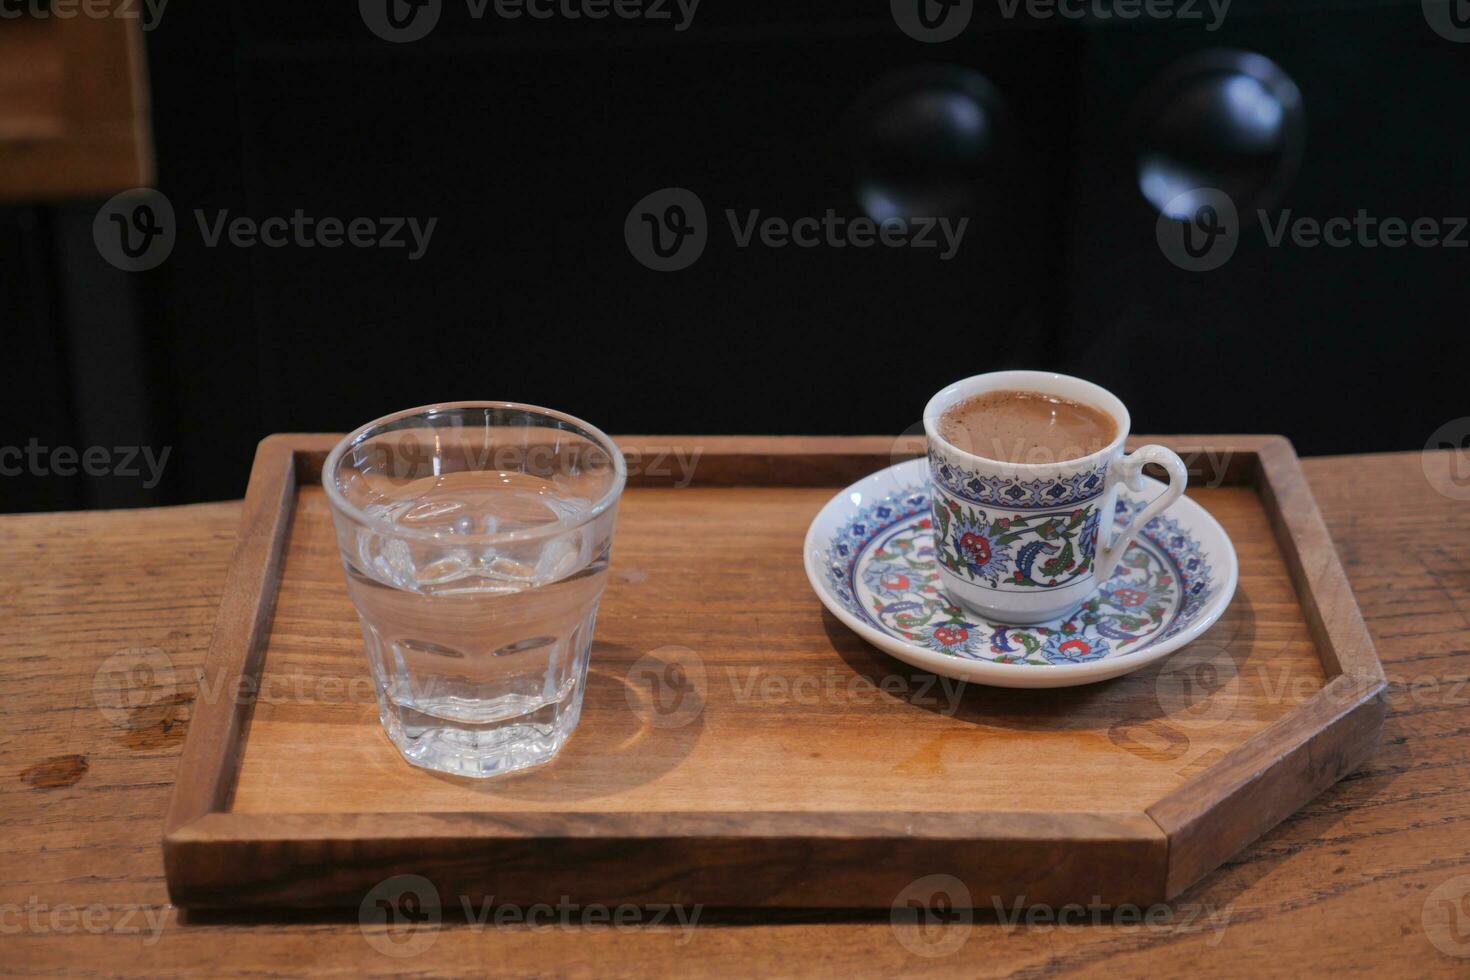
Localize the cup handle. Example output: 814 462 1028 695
1093 445 1189 582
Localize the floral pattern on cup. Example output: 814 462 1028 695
928 447 1110 510
934 498 1102 591
823 484 1215 666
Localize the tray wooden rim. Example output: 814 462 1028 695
163 434 1386 909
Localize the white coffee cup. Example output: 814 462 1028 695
923 371 1188 625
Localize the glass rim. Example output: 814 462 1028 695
321 400 628 547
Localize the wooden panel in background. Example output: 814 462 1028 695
0 6 152 200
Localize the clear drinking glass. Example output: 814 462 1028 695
323 402 626 778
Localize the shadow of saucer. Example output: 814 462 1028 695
415 642 704 803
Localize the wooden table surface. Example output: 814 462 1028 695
3 450 1468 977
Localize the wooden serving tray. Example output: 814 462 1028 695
163 435 1385 910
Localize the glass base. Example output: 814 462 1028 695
377 690 585 779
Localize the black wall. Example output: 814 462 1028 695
2 2 1466 511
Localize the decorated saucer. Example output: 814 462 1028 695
803 458 1237 688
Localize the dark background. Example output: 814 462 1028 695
2 1 1467 512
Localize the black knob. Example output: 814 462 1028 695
1135 50 1304 218
847 65 1005 222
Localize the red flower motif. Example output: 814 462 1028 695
917 518 932 529
933 625 968 646
996 518 1010 529
880 574 910 591
1058 639 1090 658
1111 587 1149 607
959 532 991 565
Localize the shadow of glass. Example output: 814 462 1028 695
415 642 705 803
